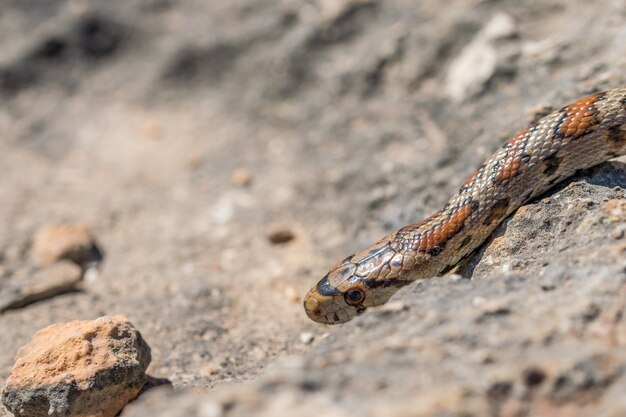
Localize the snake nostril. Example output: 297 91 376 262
304 297 320 312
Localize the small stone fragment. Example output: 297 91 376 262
31 223 102 267
285 286 300 303
445 13 517 102
2 315 151 417
0 260 83 313
299 332 315 345
266 226 295 244
137 121 164 141
481 12 517 41
378 300 407 313
445 37 497 102
230 168 254 187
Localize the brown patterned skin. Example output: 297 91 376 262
304 87 626 324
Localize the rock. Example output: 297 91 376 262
480 12 517 42
445 35 497 102
0 260 83 313
31 223 102 267
445 12 517 102
2 316 151 417
284 286 300 303
299 332 314 345
265 226 295 245
230 168 254 187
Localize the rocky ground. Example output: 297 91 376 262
1 0 625 416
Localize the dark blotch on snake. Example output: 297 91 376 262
482 198 510 226
459 235 472 249
364 278 401 290
607 124 626 145
316 275 341 296
542 153 562 175
427 245 444 256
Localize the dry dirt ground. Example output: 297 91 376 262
1 0 626 416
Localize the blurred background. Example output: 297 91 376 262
1 0 625 412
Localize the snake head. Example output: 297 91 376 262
303 266 371 324
304 238 405 324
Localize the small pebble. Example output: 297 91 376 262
31 223 101 267
266 226 295 244
199 401 223 417
138 121 164 140
299 332 315 344
285 286 300 303
230 168 254 187
83 265 100 283
186 153 205 169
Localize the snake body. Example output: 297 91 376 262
304 87 626 324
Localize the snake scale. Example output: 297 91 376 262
304 87 626 324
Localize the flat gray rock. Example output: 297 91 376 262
0 261 83 313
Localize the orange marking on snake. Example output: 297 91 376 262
494 128 532 185
417 201 475 253
494 152 526 185
558 94 602 138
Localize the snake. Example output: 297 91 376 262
303 86 626 324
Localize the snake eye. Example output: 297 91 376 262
344 288 365 306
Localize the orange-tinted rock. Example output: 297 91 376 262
31 223 101 267
230 167 254 187
2 316 151 417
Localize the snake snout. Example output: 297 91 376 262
303 285 360 325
